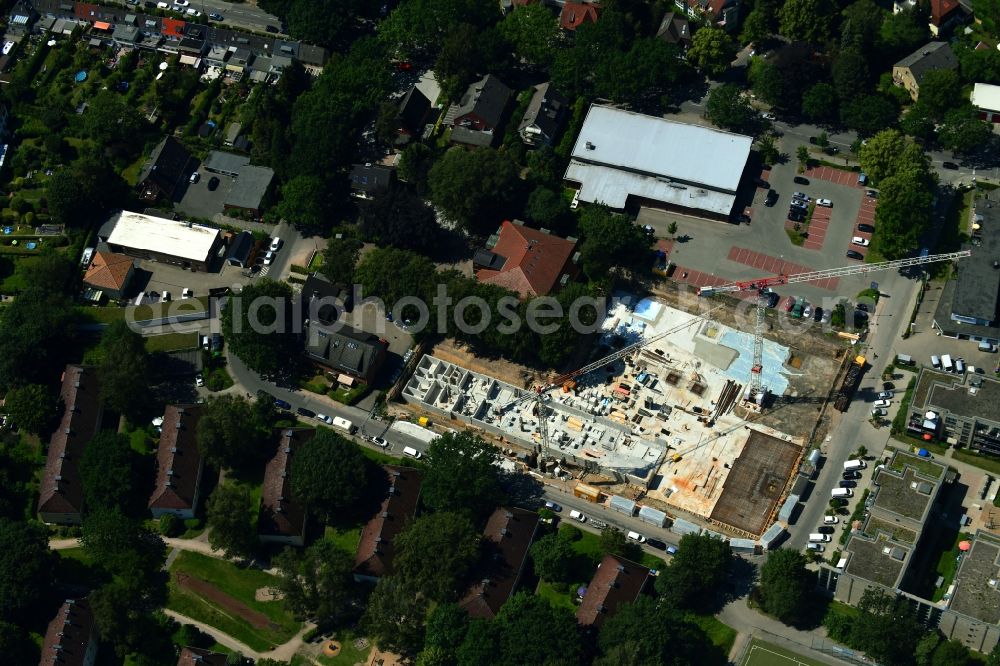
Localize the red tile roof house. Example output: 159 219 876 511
82 250 135 300
148 405 205 520
37 366 104 525
576 554 651 628
354 465 423 582
258 428 314 546
560 1 601 31
39 597 99 666
929 0 966 36
459 507 540 618
474 220 580 298
177 646 228 666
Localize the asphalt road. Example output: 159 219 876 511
113 0 281 34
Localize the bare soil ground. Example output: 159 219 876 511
176 572 277 631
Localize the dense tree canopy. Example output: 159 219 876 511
779 0 836 44
321 236 363 286
276 175 337 234
81 509 165 578
802 83 839 122
840 0 885 52
688 27 737 77
428 148 520 235
362 576 428 656
359 186 440 254
939 106 994 154
859 129 908 183
488 592 581 666
578 206 651 280
47 157 130 228
221 279 300 380
290 429 369 516
379 0 499 57
499 3 559 67
0 518 54 622
596 596 713 666
80 432 139 516
422 432 504 523
393 511 481 602
206 484 258 561
274 540 358 625
655 533 732 612
758 548 814 624
705 84 758 133
2 383 58 436
196 394 272 471
529 532 577 583
919 69 963 119
96 320 149 421
841 94 898 136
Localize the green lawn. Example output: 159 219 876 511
888 451 945 478
536 580 578 612
167 551 300 652
953 448 1000 476
54 547 111 589
324 525 362 555
930 530 974 602
689 613 737 656
742 638 827 666
145 332 198 352
307 252 324 272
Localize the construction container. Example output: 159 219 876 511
574 484 602 503
418 416 430 426
609 495 637 516
638 505 668 527
671 518 702 536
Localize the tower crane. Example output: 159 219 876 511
698 250 971 402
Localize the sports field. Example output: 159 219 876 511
742 639 829 666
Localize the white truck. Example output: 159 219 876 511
843 459 866 471
331 416 356 435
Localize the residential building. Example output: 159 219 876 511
8 1 37 34
304 326 388 385
564 104 753 218
677 0 741 31
905 368 1000 456
301 274 354 323
971 83 1000 122
354 466 423 580
101 210 222 272
224 230 255 268
459 507 540 618
443 74 513 148
258 429 312 546
149 405 205 520
576 554 651 627
349 163 396 200
929 0 965 35
518 82 568 146
136 136 192 202
37 366 103 525
398 86 432 141
224 121 243 147
474 220 579 298
224 164 274 217
655 11 692 48
560 1 600 31
177 646 228 666
203 150 250 177
932 189 1000 342
82 250 135 300
941 530 1000 652
39 597 98 666
892 42 959 100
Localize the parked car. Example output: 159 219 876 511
851 236 870 247
857 303 869 312
371 437 389 448
857 223 875 234
173 0 188 6
270 237 282 252
791 298 805 318
846 250 864 260
647 538 667 550
877 390 894 400
793 176 810 185
788 210 805 222
843 470 861 480
626 531 647 544
181 288 193 299
544 501 562 512
195 374 204 387
858 172 868 185
942 161 959 170
807 543 825 552
296 407 316 418
569 509 587 522
316 413 334 425
871 407 888 417
840 480 857 488
765 290 780 308
792 192 809 201
161 291 171 302
816 198 833 207
274 398 292 410
666 545 678 555
754 177 771 189
208 12 223 20
760 112 776 120
207 176 220 190
813 307 823 322
874 399 891 408
765 190 778 206
802 303 813 319
866 189 878 198
883 381 895 391
189 170 199 183
824 515 839 525
264 251 275 265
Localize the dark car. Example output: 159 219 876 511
866 189 878 198
266 25 279 33
764 190 778 206
646 538 667 551
788 210 805 222
857 223 875 233
857 303 869 312
839 480 857 488
793 176 810 185
813 307 823 322
843 470 861 480
883 381 896 391
942 161 959 170
208 176 220 191
846 250 864 260
211 333 223 352
765 290 780 308
754 177 771 189
208 12 223 20
274 398 292 410
297 407 316 418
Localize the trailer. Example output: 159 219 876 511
331 416 356 434
834 355 867 412
574 484 602 503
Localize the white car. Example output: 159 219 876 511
824 515 839 525
570 189 580 210
807 543 825 552
874 399 891 408
371 436 388 448
263 251 275 265
816 198 833 207
877 391 894 400
569 509 587 523
174 0 189 6
792 192 809 201
316 413 333 425
186 8 201 17
269 237 282 252
760 112 776 120
195 373 204 387
181 288 193 299
161 291 171 302
871 407 888 417
851 236 870 247
627 530 647 543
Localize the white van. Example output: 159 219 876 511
809 533 831 543
956 358 966 374
569 509 586 523
979 341 997 353
626 530 647 543
896 353 915 366
402 446 422 459
832 488 854 498
931 355 941 369
843 459 866 471
942 354 954 372
331 416 356 434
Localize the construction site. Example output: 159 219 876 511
403 294 826 537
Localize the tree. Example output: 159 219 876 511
206 484 257 560
529 532 576 583
757 134 780 165
46 157 130 228
655 533 731 612
393 512 480 602
491 593 581 666
284 0 375 50
399 143 436 195
221 279 299 380
915 632 942 666
81 509 165 578
939 106 994 154
593 38 687 109
687 27 736 77
354 247 437 308
0 518 54 622
919 69 963 118
874 171 934 259
958 44 1000 84
801 83 839 122
832 47 870 102
931 638 973 666
456 617 500 665
197 395 271 471
80 432 138 515
0 620 35 664
796 145 811 167
422 432 503 523
667 221 678 237
85 91 147 155
2 383 58 436
850 588 923 665
578 205 651 280
96 320 149 420
525 186 569 229
320 236 363 285
879 7 927 56
600 526 631 558
841 0 885 51
362 576 428 656
841 94 898 137
858 129 908 183
378 0 498 57
274 540 357 624
779 0 835 44
758 548 814 624
290 429 368 516
596 596 710 666
986 640 1000 666
360 186 440 254
705 84 757 133
423 603 469 660
900 102 937 141
90 578 171 658
741 7 773 46
748 59 785 107
276 175 336 234
428 148 519 235
498 3 558 66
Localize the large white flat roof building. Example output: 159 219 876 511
971 83 1000 121
104 211 221 270
564 105 753 217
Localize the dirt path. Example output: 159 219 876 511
164 609 316 662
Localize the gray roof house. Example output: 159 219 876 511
304 327 388 384
224 165 274 217
443 74 513 148
892 41 959 100
350 164 396 200
518 82 568 147
656 11 692 47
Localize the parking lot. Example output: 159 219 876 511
175 163 237 219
